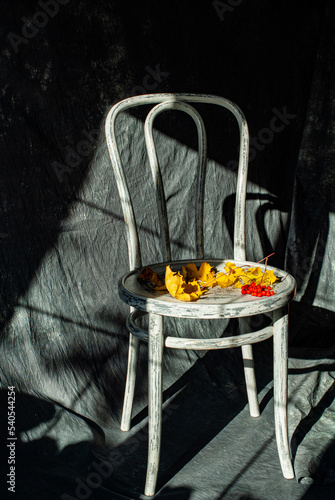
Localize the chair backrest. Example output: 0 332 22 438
105 93 249 270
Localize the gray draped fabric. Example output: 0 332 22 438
0 1 334 499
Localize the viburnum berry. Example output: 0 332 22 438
241 282 275 298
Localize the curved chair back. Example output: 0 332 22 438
105 93 249 270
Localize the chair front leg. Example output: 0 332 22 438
121 329 140 431
145 313 164 497
273 306 294 479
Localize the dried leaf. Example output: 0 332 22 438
184 262 216 288
165 266 204 301
138 266 167 290
259 268 278 286
235 266 278 288
216 261 245 288
215 272 237 288
198 262 216 286
138 258 279 302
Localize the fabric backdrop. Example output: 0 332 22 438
0 1 334 499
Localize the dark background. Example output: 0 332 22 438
0 1 334 499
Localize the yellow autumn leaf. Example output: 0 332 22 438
216 261 245 288
224 261 246 275
215 272 237 288
246 266 263 279
138 266 167 290
183 262 216 287
182 265 188 279
236 266 262 287
259 269 278 286
139 258 279 301
235 265 278 288
183 263 198 279
198 262 216 286
165 265 204 301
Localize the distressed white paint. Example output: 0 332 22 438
239 317 260 417
105 94 296 496
105 93 249 269
165 325 273 349
273 307 295 479
120 306 140 432
146 313 164 497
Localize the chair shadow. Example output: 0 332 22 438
300 440 335 500
290 381 335 463
299 439 335 500
96 333 275 497
222 192 290 267
1 390 193 500
0 305 137 421
288 302 335 349
0 390 96 500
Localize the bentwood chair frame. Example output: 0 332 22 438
105 93 295 496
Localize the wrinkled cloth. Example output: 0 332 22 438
0 1 334 499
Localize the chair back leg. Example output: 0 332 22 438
121 332 140 431
241 343 260 417
239 317 260 417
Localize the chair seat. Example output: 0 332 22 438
119 259 296 319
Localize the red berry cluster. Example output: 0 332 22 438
241 283 274 297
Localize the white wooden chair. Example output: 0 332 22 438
105 94 296 496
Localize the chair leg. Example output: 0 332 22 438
145 313 164 497
239 318 260 417
273 306 294 479
241 344 260 417
121 332 140 432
